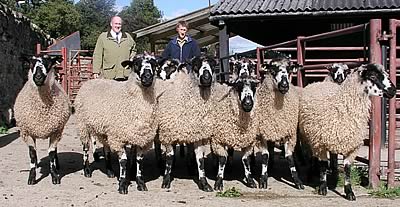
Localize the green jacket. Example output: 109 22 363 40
92 31 136 79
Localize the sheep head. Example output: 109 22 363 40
156 58 182 81
121 55 156 87
20 54 62 87
191 55 216 87
326 63 350 84
358 63 396 99
262 58 301 94
229 76 259 112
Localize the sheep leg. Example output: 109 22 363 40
104 144 115 178
27 136 37 185
214 154 227 191
179 144 185 157
259 141 269 189
49 135 61 185
118 147 129 194
162 145 174 189
92 137 100 162
267 140 275 174
318 152 329 196
242 147 257 188
328 152 338 190
284 142 304 190
225 147 234 173
82 142 92 178
136 147 148 191
343 156 356 201
195 142 213 192
80 128 92 178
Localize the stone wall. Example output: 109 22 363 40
0 4 48 126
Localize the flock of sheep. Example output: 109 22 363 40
13 53 396 201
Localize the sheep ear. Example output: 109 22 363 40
121 60 133 68
289 63 302 73
207 57 217 69
50 55 63 66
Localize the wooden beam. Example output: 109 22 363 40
149 18 211 42
198 36 219 47
219 21 229 82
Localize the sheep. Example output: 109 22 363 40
254 57 304 190
324 63 351 84
75 55 166 194
14 54 70 185
157 56 217 192
298 63 396 200
209 75 260 191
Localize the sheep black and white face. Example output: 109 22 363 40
263 58 297 94
359 63 396 99
191 56 216 87
122 56 156 87
234 77 258 112
157 58 180 81
237 59 255 78
328 63 350 84
20 55 62 87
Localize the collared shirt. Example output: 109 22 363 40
177 36 188 47
110 30 122 43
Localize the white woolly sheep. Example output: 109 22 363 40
324 63 351 84
75 55 167 194
209 75 260 191
157 56 217 192
298 63 396 200
254 57 304 190
14 55 70 185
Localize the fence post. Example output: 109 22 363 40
296 36 305 87
369 19 383 189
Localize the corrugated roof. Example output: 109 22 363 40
211 0 400 16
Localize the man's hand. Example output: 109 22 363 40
93 73 99 79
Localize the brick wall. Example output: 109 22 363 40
0 4 48 126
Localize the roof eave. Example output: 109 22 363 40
209 8 400 22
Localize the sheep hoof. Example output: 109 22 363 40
318 182 327 196
246 176 257 188
294 179 304 190
27 168 36 185
51 173 61 185
161 174 171 189
136 176 148 191
344 185 356 201
199 177 213 192
93 152 100 162
118 178 129 194
106 169 115 178
214 177 223 191
259 174 268 189
83 167 92 178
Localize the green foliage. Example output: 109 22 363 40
216 187 242 198
28 0 81 38
337 166 367 187
369 184 400 199
119 0 162 52
0 122 8 134
76 0 116 49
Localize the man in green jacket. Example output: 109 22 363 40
92 16 136 81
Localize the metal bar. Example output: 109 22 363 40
61 47 68 93
302 62 365 70
368 19 382 190
387 19 399 188
302 23 367 42
259 39 297 51
381 45 388 148
296 37 305 87
219 21 229 82
272 46 400 51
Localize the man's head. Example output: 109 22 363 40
110 16 122 33
176 20 188 39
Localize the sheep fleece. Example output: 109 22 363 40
75 78 165 152
210 84 258 156
255 75 300 147
14 79 70 142
299 73 370 158
157 72 213 145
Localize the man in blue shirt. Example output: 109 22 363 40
162 20 201 64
